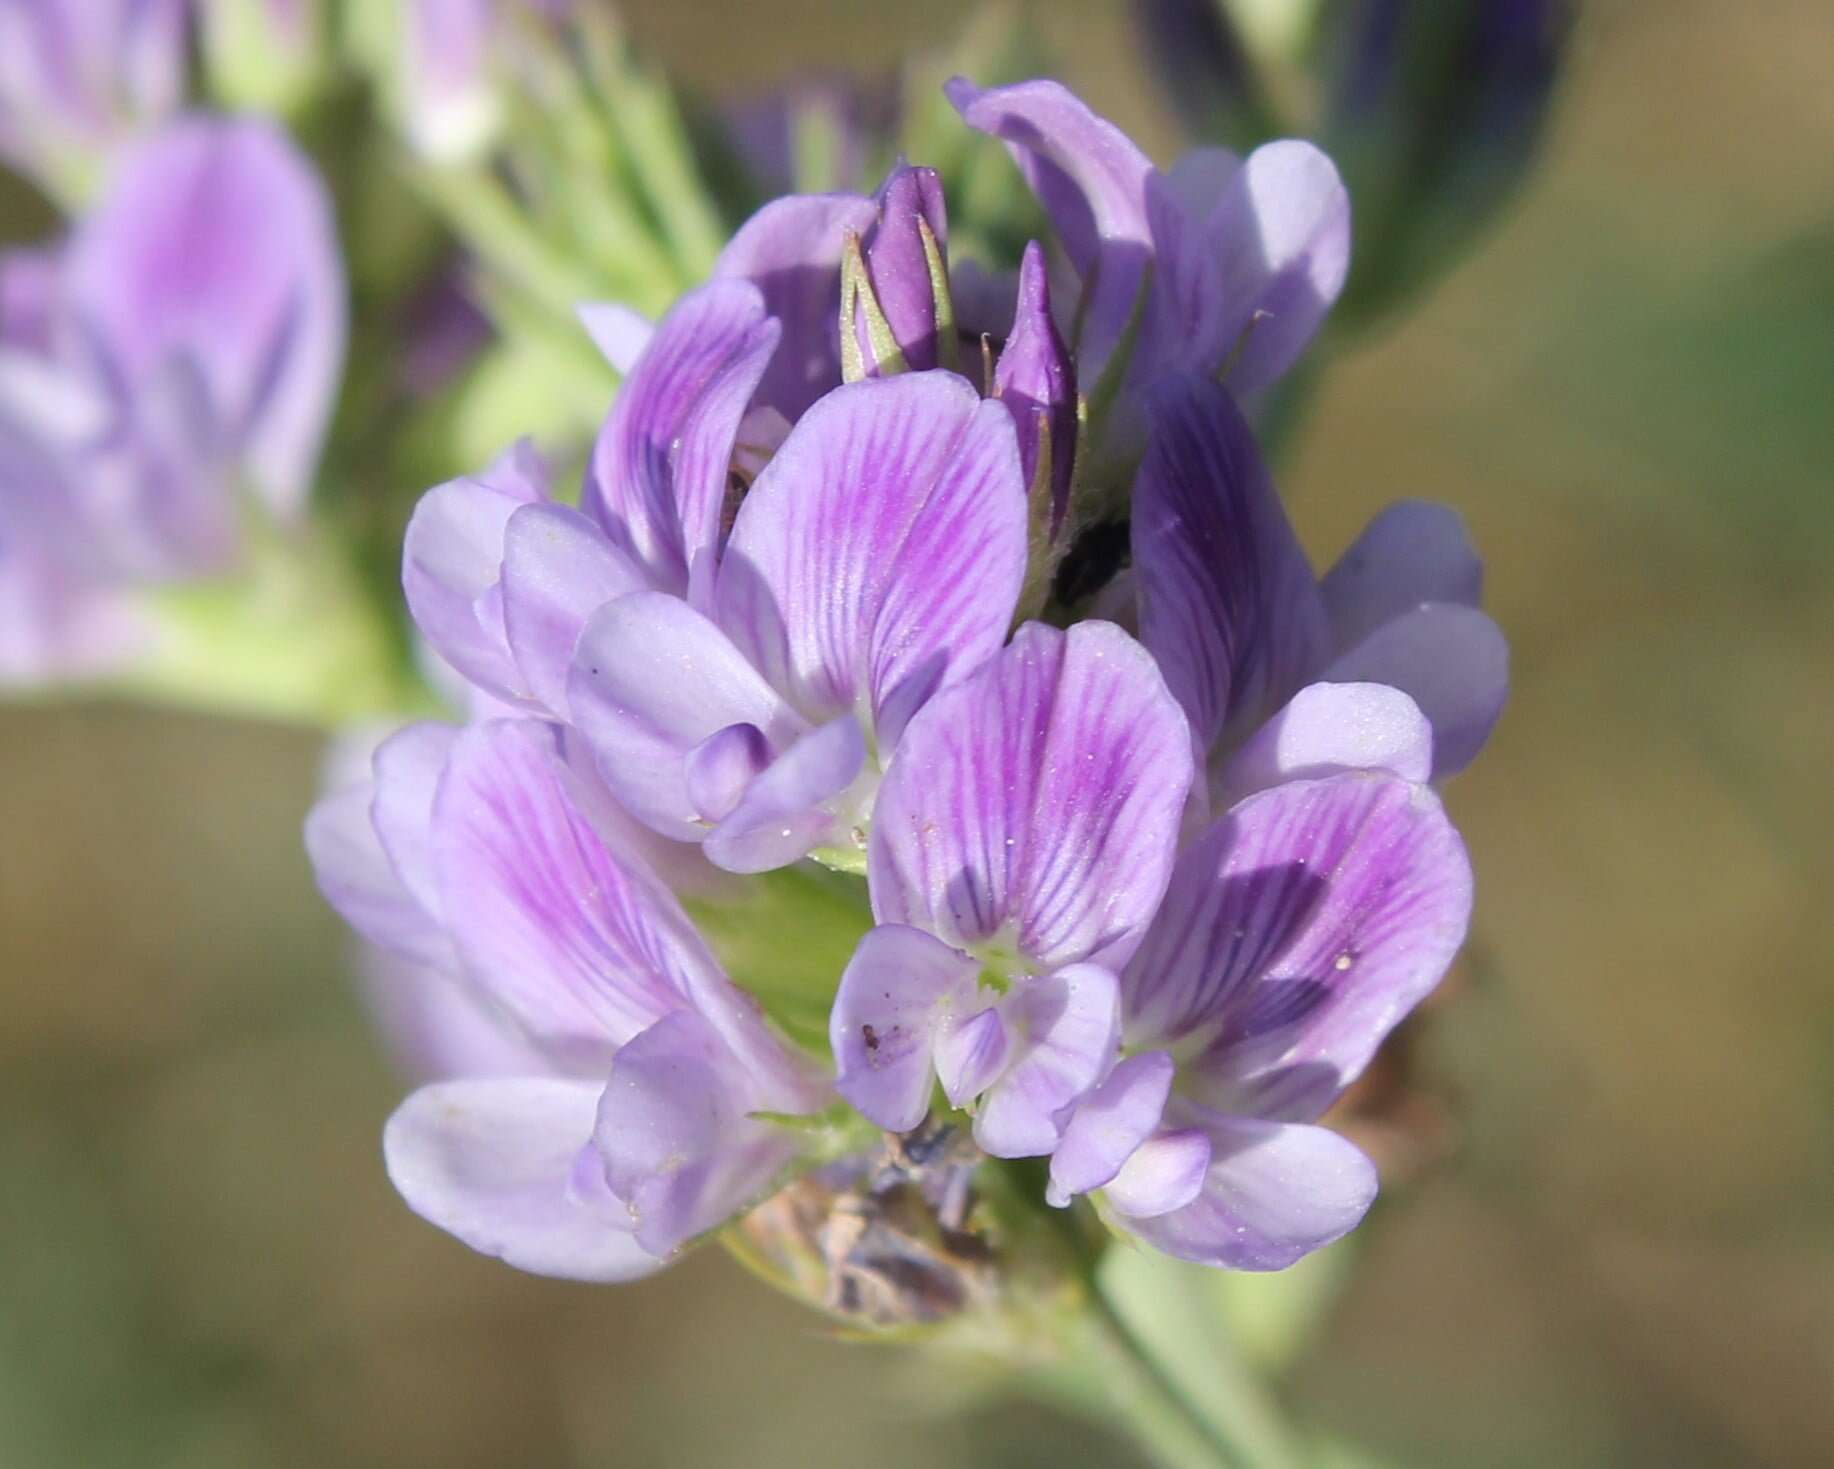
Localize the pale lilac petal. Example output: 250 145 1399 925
403 440 548 706
713 192 877 420
303 782 448 968
431 719 730 1061
577 302 654 376
975 963 1122 1158
0 247 58 354
1218 682 1432 802
832 924 980 1132
870 621 1192 973
500 502 650 717
934 1006 1009 1109
1324 604 1508 777
568 591 806 843
703 714 865 874
63 116 346 515
595 1009 806 1257
1320 500 1484 652
1102 1129 1211 1218
581 279 779 603
384 1078 663 1282
1046 1049 1174 1205
1117 1108 1377 1270
1195 141 1350 397
946 77 1154 380
683 722 773 825
370 720 459 920
1123 774 1472 1120
716 371 1026 745
359 947 551 1084
1133 375 1329 752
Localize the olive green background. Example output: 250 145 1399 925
3 1 1832 1465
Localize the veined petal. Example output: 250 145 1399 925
703 714 865 874
1320 500 1484 652
500 502 651 717
62 116 346 515
569 591 806 844
431 719 730 1061
832 924 981 1133
1324 603 1508 778
581 279 778 603
1133 375 1328 753
1046 1049 1174 1205
1218 682 1432 803
716 371 1026 745
1123 773 1471 1120
370 720 459 920
302 782 448 969
1115 1107 1377 1270
403 439 548 706
713 192 877 420
975 963 1122 1158
384 1078 663 1282
869 621 1191 973
595 1009 807 1258
945 77 1154 381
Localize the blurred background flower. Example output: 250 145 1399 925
2 1 1833 1467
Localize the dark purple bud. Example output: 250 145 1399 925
993 242 1078 537
1131 0 1270 150
841 163 953 379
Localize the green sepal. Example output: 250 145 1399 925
839 231 911 382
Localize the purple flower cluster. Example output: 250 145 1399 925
0 112 345 681
309 78 1505 1283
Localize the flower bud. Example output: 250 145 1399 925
1324 0 1571 322
840 163 955 380
993 242 1078 537
0 0 186 202
199 0 332 117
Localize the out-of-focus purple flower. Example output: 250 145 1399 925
306 716 823 1277
945 76 1348 401
1131 0 1268 149
398 0 501 162
841 163 953 379
992 241 1077 534
394 0 580 163
398 265 494 399
722 75 898 198
0 0 187 195
0 115 346 683
1131 375 1507 783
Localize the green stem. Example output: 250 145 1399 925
1086 1279 1258 1469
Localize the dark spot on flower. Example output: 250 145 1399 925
862 1023 880 1052
1052 517 1130 606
